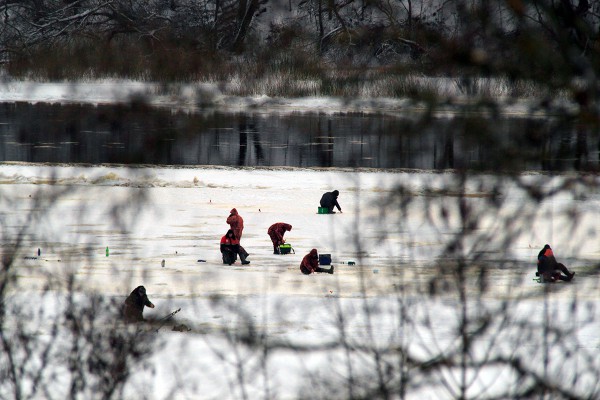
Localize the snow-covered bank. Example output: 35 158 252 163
0 79 579 116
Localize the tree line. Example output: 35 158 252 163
1 1 599 97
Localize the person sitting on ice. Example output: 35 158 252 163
268 222 292 254
537 244 575 282
122 285 155 322
319 190 342 213
220 229 250 265
300 248 334 275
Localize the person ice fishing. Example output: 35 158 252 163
268 222 292 254
300 248 334 275
320 190 342 214
122 285 155 322
537 244 575 282
224 208 249 263
226 208 244 240
220 229 250 265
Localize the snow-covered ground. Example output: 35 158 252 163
0 78 577 116
0 79 407 112
1 163 600 399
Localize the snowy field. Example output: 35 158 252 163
1 163 600 399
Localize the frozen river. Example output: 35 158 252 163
1 162 599 399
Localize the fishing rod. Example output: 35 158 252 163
155 308 181 333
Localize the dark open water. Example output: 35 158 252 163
0 102 598 171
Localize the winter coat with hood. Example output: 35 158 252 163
122 286 155 322
220 229 240 254
268 222 292 245
300 248 319 274
320 190 341 212
226 208 244 240
537 244 558 274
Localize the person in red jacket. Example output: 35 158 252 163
226 208 244 240
268 222 292 254
537 244 574 282
300 248 334 275
220 229 250 265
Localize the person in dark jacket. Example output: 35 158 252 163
268 222 292 254
320 190 342 213
300 248 334 275
122 285 155 322
220 229 250 265
226 208 244 240
537 244 575 282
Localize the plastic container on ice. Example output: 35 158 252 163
319 254 332 265
279 244 294 254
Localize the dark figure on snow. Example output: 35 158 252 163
122 286 155 322
226 208 244 240
320 190 342 214
300 248 334 275
220 229 250 265
537 244 575 282
268 222 292 254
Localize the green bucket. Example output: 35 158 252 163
318 207 329 214
279 244 294 254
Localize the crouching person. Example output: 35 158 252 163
300 248 334 275
537 244 575 282
220 229 250 265
268 222 292 254
122 285 155 322
319 190 342 213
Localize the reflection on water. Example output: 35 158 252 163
0 102 598 171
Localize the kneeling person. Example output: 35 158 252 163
220 229 250 265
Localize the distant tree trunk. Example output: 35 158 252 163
214 0 220 23
407 0 412 35
230 0 261 52
318 0 324 55
238 0 248 23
